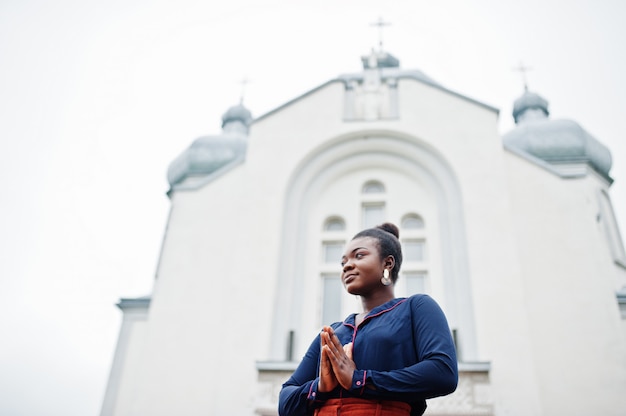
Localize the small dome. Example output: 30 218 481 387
222 103 252 128
512 89 549 123
504 90 612 177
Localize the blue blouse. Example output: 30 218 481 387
278 294 458 416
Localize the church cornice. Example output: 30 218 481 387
253 72 499 125
503 143 614 184
117 296 151 311
167 156 245 197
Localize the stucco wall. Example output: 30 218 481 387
504 152 626 415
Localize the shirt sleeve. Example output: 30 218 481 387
350 295 458 400
278 333 326 416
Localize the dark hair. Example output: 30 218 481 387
352 223 403 282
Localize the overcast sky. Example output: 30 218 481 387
1 1 624 415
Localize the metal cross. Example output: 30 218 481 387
239 77 250 104
512 61 532 91
370 17 391 51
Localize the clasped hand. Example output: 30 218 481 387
318 326 356 392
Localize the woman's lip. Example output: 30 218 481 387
343 274 357 284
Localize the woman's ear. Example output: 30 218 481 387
384 255 395 270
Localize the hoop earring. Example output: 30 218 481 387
381 269 392 286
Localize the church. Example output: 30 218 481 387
100 48 626 415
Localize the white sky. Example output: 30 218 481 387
0 1 624 414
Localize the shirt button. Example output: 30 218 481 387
356 381 362 386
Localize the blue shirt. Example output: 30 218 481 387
279 294 458 416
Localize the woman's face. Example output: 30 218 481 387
340 236 385 296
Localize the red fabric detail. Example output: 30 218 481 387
313 398 410 416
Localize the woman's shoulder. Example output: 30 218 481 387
406 293 442 309
407 293 433 302
330 320 344 329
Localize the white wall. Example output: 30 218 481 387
504 153 626 415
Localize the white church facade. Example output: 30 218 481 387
100 50 626 416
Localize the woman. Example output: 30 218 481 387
279 223 458 416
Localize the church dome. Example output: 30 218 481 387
222 103 252 129
512 89 549 123
167 103 252 188
503 90 612 177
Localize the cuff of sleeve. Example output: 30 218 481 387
307 379 332 402
307 380 319 400
351 370 368 393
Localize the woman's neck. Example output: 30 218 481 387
360 290 394 315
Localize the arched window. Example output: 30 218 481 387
401 213 424 229
362 180 385 194
324 216 346 231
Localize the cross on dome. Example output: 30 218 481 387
239 76 250 104
512 61 533 91
370 17 391 52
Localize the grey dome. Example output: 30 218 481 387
512 90 549 123
167 103 252 188
222 103 252 130
504 90 612 177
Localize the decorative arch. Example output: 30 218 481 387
269 129 477 362
362 180 386 194
323 216 346 231
401 213 425 229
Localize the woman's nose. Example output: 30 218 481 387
343 260 353 272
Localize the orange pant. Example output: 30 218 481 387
313 398 411 416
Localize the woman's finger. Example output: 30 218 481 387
343 342 353 360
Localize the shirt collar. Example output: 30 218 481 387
343 297 407 326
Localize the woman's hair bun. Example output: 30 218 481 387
377 222 400 239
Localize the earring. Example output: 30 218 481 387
381 269 392 286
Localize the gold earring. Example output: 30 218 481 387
381 269 392 286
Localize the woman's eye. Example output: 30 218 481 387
356 253 364 259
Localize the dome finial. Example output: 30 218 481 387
360 17 399 70
370 17 391 53
511 62 550 124
513 61 533 92
239 76 250 105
